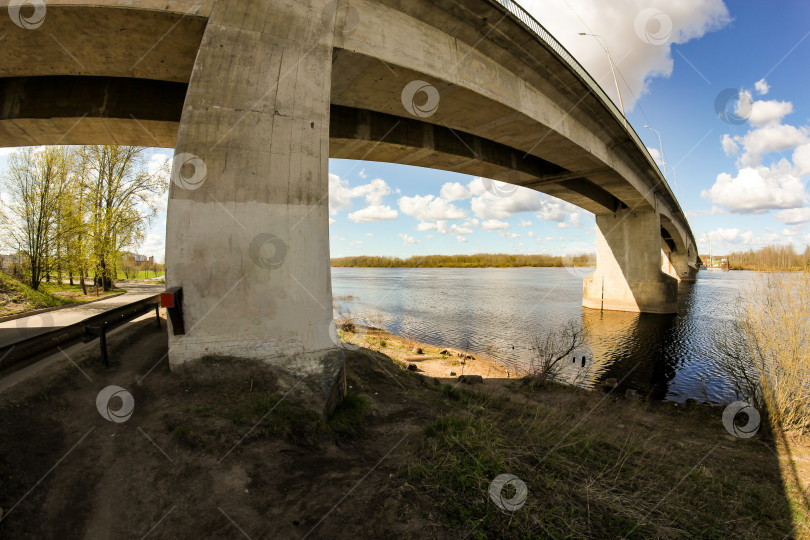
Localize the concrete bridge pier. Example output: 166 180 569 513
583 209 679 314
665 250 698 282
164 0 344 415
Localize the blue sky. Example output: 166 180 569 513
2 0 809 262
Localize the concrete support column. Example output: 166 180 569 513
583 209 678 314
165 0 344 414
665 250 697 282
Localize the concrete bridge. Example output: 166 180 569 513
1 0 699 412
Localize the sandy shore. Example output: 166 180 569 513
339 325 517 380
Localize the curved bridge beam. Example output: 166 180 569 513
1 0 703 412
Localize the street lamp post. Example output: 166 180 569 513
644 124 668 182
578 32 626 127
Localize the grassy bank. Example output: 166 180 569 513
0 318 806 538
0 272 124 318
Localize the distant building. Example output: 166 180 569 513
123 252 155 266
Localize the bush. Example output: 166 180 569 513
715 272 810 435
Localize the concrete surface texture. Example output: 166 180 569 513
0 0 700 406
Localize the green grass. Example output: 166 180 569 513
402 382 800 539
0 271 77 312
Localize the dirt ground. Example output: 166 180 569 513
0 317 807 538
0 317 465 538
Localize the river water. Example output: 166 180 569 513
331 267 753 403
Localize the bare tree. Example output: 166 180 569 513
523 319 583 387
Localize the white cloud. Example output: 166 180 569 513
499 231 521 238
329 218 336 225
399 233 418 245
647 147 663 166
329 174 392 215
793 143 810 177
701 166 807 213
350 240 364 246
398 194 465 221
449 224 474 235
558 222 571 229
416 221 438 231
528 231 536 238
358 168 367 179
440 182 470 201
748 99 794 127
481 219 510 230
755 78 770 95
471 187 543 219
347 205 398 223
365 232 374 237
522 0 730 109
774 207 810 225
734 124 808 167
457 236 468 243
519 219 532 227
721 134 739 156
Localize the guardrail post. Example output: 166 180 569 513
84 326 108 367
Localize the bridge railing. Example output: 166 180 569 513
489 0 677 202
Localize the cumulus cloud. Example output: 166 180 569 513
707 82 810 214
329 217 336 225
481 219 510 230
735 124 808 167
522 0 730 109
416 221 438 231
701 166 806 213
499 231 521 238
329 174 392 215
793 143 810 177
440 182 470 201
348 205 398 223
721 134 739 156
519 219 532 227
748 99 793 127
774 207 810 225
449 224 474 235
398 194 465 221
399 233 418 245
457 236 468 243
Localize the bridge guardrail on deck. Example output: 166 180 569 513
0 294 161 374
489 0 681 209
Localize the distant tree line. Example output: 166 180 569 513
331 253 594 268
720 244 810 271
0 146 168 292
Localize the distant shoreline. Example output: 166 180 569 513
331 253 594 269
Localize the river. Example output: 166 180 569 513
331 267 754 403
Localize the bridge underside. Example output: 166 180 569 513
1 0 700 413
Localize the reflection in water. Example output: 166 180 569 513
582 309 679 400
331 267 751 402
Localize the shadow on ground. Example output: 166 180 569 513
0 316 805 538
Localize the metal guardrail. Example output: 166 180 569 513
488 0 680 207
0 295 161 373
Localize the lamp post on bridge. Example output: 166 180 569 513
578 32 627 128
644 124 673 191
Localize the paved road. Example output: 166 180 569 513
0 283 163 348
